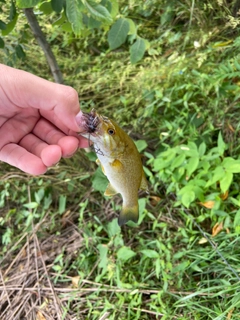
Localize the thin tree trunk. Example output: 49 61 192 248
24 8 63 84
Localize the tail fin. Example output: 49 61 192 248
118 204 139 226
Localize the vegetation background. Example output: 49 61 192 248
1 0 240 319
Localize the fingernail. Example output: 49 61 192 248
65 146 78 158
75 110 84 128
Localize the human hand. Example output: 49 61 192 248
0 64 88 175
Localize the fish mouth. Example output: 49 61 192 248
80 109 101 135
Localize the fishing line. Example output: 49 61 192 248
94 146 104 156
88 133 91 148
186 211 240 282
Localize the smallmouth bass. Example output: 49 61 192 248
79 109 148 226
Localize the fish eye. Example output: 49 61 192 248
108 128 115 135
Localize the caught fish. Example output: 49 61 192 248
79 109 148 226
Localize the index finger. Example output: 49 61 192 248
0 64 84 132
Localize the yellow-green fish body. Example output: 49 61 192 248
80 110 148 226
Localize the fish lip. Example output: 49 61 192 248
79 131 98 139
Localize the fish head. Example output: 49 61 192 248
80 109 122 155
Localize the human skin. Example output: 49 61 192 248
0 64 88 175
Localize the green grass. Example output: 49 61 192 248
1 1 240 319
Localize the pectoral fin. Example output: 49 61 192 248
118 204 139 226
110 159 123 171
104 183 118 196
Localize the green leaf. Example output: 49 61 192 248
139 198 147 216
110 0 118 18
34 188 45 204
0 37 4 48
85 151 97 161
235 225 240 234
15 44 26 59
92 166 108 192
186 156 199 177
171 153 186 170
180 143 199 157
51 0 63 13
153 148 177 171
198 142 206 157
58 195 66 214
61 22 73 33
193 186 204 202
140 249 159 258
130 37 146 64
97 244 108 270
2 14 18 36
205 166 225 188
82 0 112 23
222 157 240 173
220 171 233 193
117 246 136 262
181 190 195 208
134 139 147 152
2 227 12 245
39 1 53 14
23 202 39 209
155 258 161 278
107 219 121 237
143 38 150 50
44 194 52 210
234 209 240 228
173 260 190 273
199 159 210 172
10 0 17 20
16 0 40 8
126 18 136 35
229 197 240 207
108 18 129 50
0 20 6 30
217 132 226 155
87 15 102 29
153 159 169 171
66 0 83 36
52 265 62 272
53 13 66 26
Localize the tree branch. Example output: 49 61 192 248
24 8 63 84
